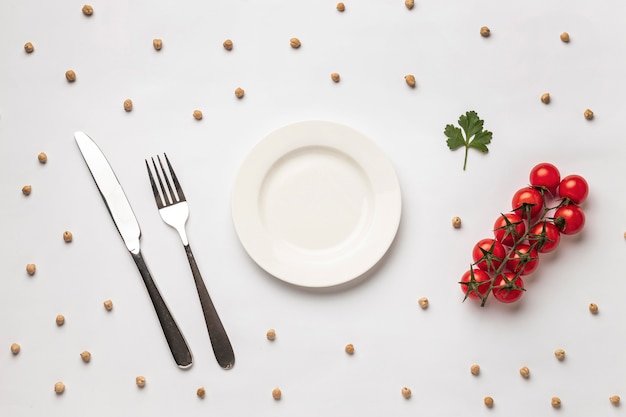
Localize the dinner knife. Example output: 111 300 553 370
74 131 193 369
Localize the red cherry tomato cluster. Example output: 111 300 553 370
460 163 589 306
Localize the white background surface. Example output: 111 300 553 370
1 1 625 416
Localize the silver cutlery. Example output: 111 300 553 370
146 154 235 369
74 132 193 369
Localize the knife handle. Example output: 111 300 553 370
185 244 235 369
131 250 193 369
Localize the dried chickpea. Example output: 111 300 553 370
56 314 65 326
610 395 620 405
554 348 565 361
345 343 354 355
235 87 245 99
193 110 203 120
452 216 462 228
401 387 412 399
22 185 32 196
272 387 282 400
65 70 76 82
123 99 133 112
336 2 345 12
405 0 415 10
136 376 146 388
470 364 480 376
480 26 491 37
26 263 36 275
404 74 416 88
266 328 276 341
589 303 598 314
24 42 34 53
10 343 20 355
560 32 570 43
331 72 340 83
82 5 93 16
153 39 163 51
103 299 113 311
541 93 551 104
418 297 429 309
484 396 494 408
223 39 233 50
519 366 530 378
551 396 561 408
54 381 65 394
63 231 73 243
80 350 91 363
197 387 206 398
38 152 47 163
584 108 594 120
290 38 301 49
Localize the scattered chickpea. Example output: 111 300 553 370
193 110 203 120
404 74 416 88
103 299 113 311
54 381 65 394
197 387 206 398
589 303 598 314
519 366 530 379
136 376 146 388
82 5 93 16
551 396 561 408
24 42 34 53
123 99 133 112
541 93 551 104
10 343 21 355
266 328 276 341
484 396 494 408
22 185 32 196
452 216 462 228
560 32 570 43
38 152 48 163
56 314 65 326
80 350 91 363
272 387 282 400
235 87 245 99
290 38 301 49
401 387 412 399
336 2 345 12
223 39 233 51
470 364 480 376
26 263 36 276
584 108 594 120
480 26 491 37
418 297 429 309
610 395 620 405
405 0 415 9
63 231 73 243
554 348 565 361
65 70 76 83
331 72 341 83
345 343 355 355
153 39 163 51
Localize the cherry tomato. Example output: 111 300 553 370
527 221 561 253
492 272 525 303
554 204 585 235
460 269 491 301
493 213 526 247
529 162 561 196
512 187 544 219
558 174 589 205
506 244 539 275
472 238 506 272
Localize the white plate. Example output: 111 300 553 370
231 121 401 287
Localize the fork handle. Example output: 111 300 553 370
185 244 235 369
131 250 193 369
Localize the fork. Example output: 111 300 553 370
146 154 235 369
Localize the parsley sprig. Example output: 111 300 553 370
444 111 492 170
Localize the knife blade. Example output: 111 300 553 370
75 131 193 369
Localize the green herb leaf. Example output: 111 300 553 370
444 111 492 170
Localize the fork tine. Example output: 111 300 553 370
151 157 172 206
156 155 178 204
164 153 186 202
145 159 164 209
